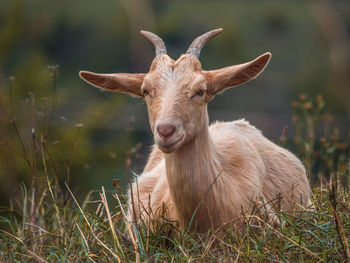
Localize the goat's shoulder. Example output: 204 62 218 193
209 119 262 139
209 119 264 164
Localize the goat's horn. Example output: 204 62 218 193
186 28 223 58
140 30 167 57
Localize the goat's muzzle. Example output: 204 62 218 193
155 121 184 153
157 123 176 138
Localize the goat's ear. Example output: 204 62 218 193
203 52 271 96
79 71 146 97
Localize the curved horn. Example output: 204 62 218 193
186 28 223 58
140 30 167 57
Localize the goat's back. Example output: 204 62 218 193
209 119 311 211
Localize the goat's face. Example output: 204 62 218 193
79 29 271 154
142 55 209 153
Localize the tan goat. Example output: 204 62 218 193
79 29 311 232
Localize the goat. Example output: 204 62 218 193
79 28 312 232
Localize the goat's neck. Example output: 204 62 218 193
164 115 219 228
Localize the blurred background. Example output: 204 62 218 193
0 0 349 204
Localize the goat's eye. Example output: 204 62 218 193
142 89 149 96
196 90 205 96
191 89 205 99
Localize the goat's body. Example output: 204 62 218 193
80 30 311 232
130 119 311 231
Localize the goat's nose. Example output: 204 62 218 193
157 123 176 138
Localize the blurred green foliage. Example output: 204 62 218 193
0 0 349 203
279 94 349 186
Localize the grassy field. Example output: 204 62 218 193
0 76 349 262
0 172 349 262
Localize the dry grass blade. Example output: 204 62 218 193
114 192 141 263
75 223 97 263
100 186 123 260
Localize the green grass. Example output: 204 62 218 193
0 71 349 262
0 174 349 262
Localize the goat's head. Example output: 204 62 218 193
79 29 271 153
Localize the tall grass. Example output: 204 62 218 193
0 70 349 262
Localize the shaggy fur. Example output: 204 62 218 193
80 46 311 232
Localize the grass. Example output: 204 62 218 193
0 70 349 262
0 172 349 262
